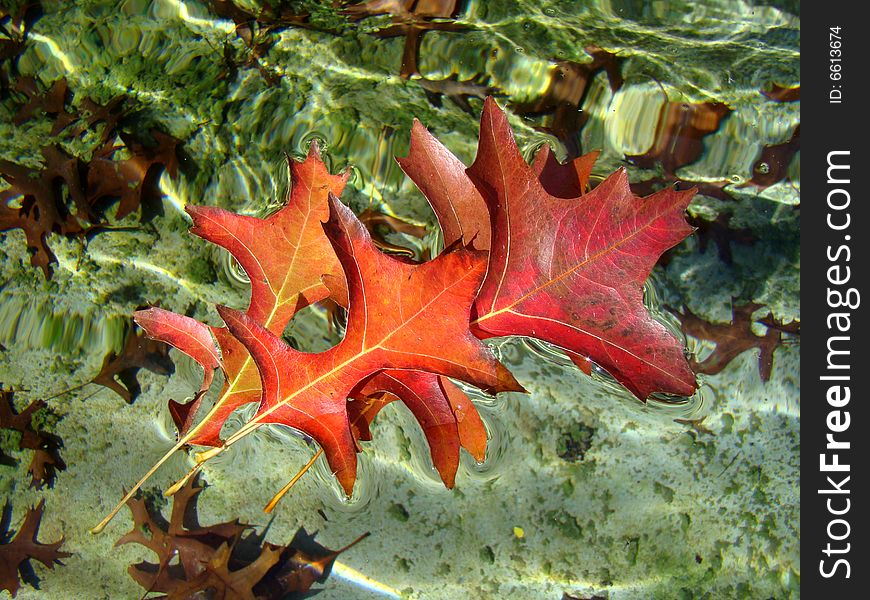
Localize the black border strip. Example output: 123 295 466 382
803 5 868 596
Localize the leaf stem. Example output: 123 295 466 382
263 447 323 513
164 462 203 497
90 434 191 534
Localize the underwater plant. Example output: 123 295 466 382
93 97 698 533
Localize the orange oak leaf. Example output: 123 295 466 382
349 370 487 486
126 141 497 518
131 308 221 434
95 99 699 534
465 98 696 399
134 142 349 445
135 144 474 467
216 195 521 493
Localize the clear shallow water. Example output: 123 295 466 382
1 1 798 599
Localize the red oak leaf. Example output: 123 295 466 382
397 118 601 250
125 142 499 527
398 99 696 398
465 98 696 399
217 195 520 493
396 119 490 250
531 145 600 199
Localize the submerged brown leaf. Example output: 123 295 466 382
0 390 66 489
91 324 175 403
761 83 800 102
1 80 180 278
747 124 800 189
671 303 798 381
119 475 367 599
627 100 731 175
512 47 623 158
0 499 70 597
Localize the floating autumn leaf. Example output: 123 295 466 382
398 118 599 246
404 98 696 398
0 499 70 597
104 142 493 531
132 308 222 435
467 99 696 399
396 119 491 250
132 143 488 484
349 370 488 486
215 195 520 492
531 145 600 199
94 98 696 534
133 142 350 447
